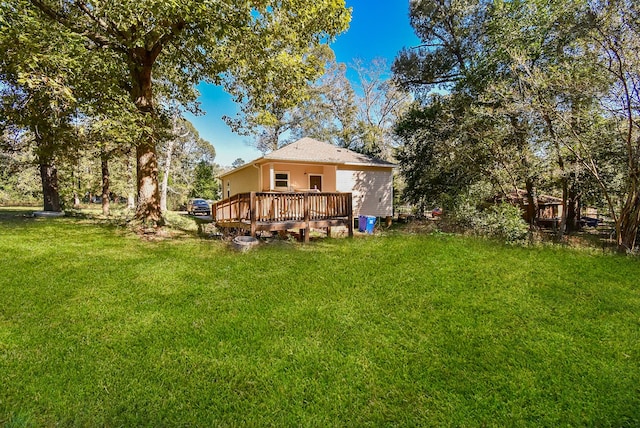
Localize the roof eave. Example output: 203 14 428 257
263 157 396 167
218 157 265 179
342 162 396 168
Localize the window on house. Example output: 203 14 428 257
275 172 289 189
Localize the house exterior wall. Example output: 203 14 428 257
539 204 563 219
221 161 393 218
321 165 337 192
336 166 393 217
260 162 337 192
517 202 563 222
221 165 260 197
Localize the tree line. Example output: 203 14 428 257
1 0 351 225
393 0 640 252
3 0 638 252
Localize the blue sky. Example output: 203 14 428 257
187 1 420 166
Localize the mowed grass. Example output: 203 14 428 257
0 209 639 426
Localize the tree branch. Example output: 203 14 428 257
29 0 117 50
75 1 129 43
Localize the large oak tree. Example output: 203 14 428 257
27 0 351 225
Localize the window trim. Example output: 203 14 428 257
274 171 290 190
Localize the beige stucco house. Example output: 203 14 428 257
219 137 395 218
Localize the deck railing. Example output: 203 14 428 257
212 192 353 240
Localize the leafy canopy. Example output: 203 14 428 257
28 0 352 112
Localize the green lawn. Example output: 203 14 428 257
1 208 639 426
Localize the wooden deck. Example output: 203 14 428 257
212 192 353 242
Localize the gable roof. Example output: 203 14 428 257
220 137 395 178
263 137 395 167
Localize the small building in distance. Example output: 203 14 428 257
496 189 563 226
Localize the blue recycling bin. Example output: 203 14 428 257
357 215 366 232
358 215 376 234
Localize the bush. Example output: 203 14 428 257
451 199 529 245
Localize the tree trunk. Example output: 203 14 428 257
127 194 136 210
557 175 568 238
160 137 175 213
543 112 567 237
125 152 136 209
72 171 81 208
136 139 163 224
39 162 61 212
566 172 581 232
101 154 110 217
525 179 538 227
565 180 580 233
129 49 163 225
617 192 640 252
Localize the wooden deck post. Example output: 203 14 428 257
347 193 354 238
303 193 311 243
250 192 257 237
302 192 310 243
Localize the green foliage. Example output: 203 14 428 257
0 133 41 205
226 55 411 159
448 184 529 244
393 0 640 249
0 163 40 205
452 201 529 245
6 0 351 222
290 59 358 148
189 160 219 200
1 1 137 212
157 113 219 209
26 0 351 110
393 0 489 95
1 211 639 425
394 95 487 210
223 44 336 153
